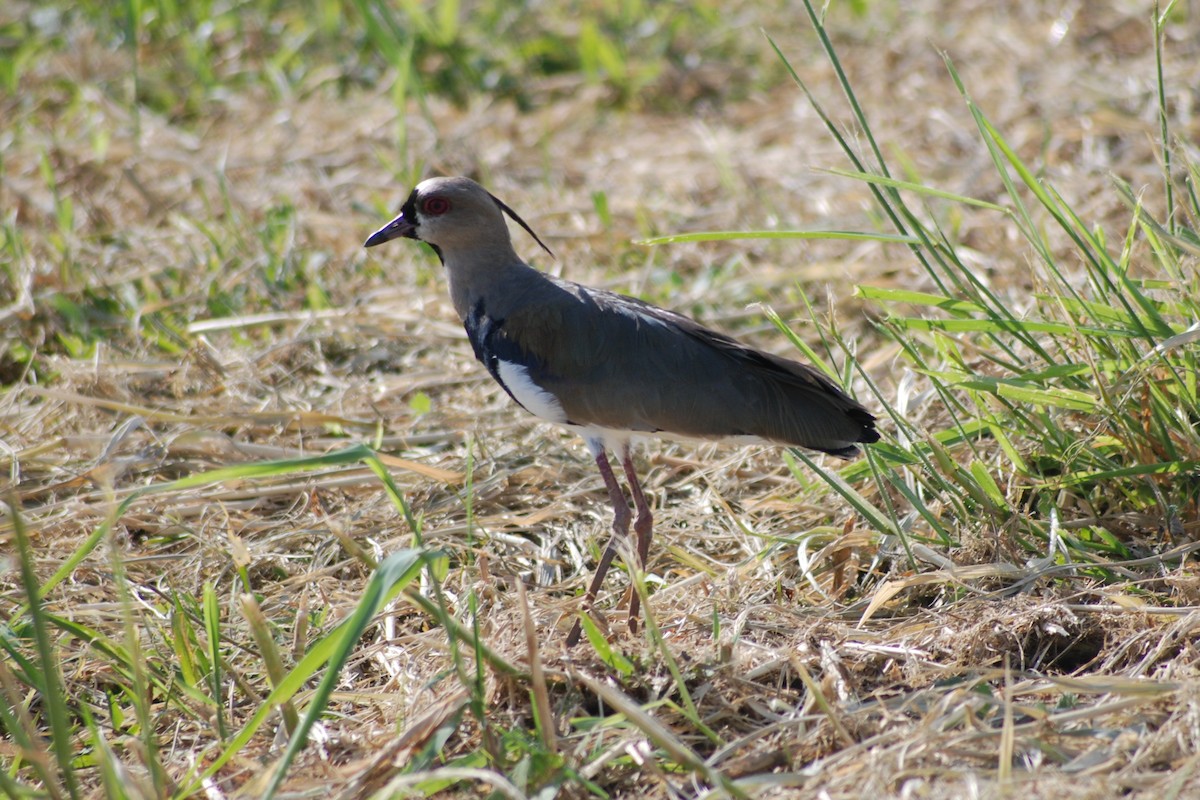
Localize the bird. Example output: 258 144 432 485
365 176 878 647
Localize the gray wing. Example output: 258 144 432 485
502 280 877 456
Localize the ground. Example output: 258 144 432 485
3 1 1200 798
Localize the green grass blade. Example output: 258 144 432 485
639 230 921 246
8 500 80 800
202 582 226 742
191 548 428 799
259 548 427 798
816 168 1010 211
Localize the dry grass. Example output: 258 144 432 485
4 1 1200 797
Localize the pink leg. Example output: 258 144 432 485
565 446 632 648
620 451 654 633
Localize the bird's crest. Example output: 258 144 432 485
488 192 555 260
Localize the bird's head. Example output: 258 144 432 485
364 176 553 261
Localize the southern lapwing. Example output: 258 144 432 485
365 176 879 647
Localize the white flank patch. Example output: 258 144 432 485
496 360 568 423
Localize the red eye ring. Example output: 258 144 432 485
423 197 450 215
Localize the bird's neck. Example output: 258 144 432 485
444 248 542 322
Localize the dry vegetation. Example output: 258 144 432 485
3 1 1200 798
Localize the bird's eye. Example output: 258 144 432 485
422 197 451 215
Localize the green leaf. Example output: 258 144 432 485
408 391 433 415
580 616 635 675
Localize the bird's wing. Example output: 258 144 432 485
490 280 876 454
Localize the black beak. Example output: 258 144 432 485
364 213 418 248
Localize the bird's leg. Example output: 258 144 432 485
565 446 632 648
620 451 654 634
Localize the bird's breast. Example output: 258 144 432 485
463 298 569 424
